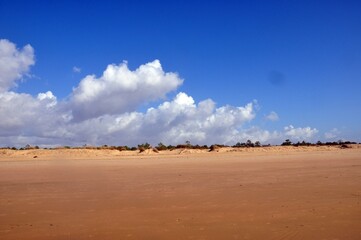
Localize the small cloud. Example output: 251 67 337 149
72 66 81 73
265 111 279 121
324 128 340 140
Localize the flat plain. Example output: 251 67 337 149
0 146 360 239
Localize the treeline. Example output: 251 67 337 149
281 139 357 148
1 140 358 151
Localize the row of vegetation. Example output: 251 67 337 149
280 139 357 148
1 140 358 151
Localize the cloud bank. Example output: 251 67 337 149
0 39 320 147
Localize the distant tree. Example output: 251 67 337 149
281 139 292 146
246 140 254 147
167 145 175 150
156 142 167 151
233 142 247 147
234 142 242 147
255 141 261 147
138 142 151 149
116 146 129 151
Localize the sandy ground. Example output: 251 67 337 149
0 146 360 239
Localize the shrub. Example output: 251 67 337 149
233 142 246 148
156 142 167 151
281 139 292 146
167 145 176 150
138 142 151 149
116 146 129 151
246 140 254 147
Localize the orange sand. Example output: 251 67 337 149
0 146 360 239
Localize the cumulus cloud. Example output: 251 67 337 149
53 92 258 146
37 91 57 108
140 93 256 144
284 125 318 141
0 91 59 138
0 39 324 147
69 60 183 121
0 39 35 92
0 89 261 147
265 111 279 121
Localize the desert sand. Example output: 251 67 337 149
0 146 360 239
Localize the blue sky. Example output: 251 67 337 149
0 0 360 146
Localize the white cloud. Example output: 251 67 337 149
142 93 256 145
0 39 325 147
0 90 261 147
69 59 183 121
265 111 279 121
324 128 340 140
37 91 57 108
0 39 35 92
0 91 59 138
284 125 318 141
239 127 281 143
72 66 81 73
61 92 257 146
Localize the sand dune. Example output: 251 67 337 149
1 145 358 160
0 146 360 239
